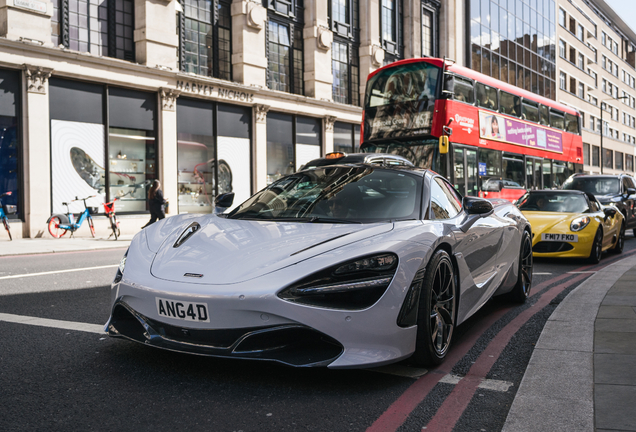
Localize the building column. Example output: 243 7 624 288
0 0 53 46
359 0 382 103
134 0 179 69
439 0 465 66
253 104 269 192
231 0 267 87
303 0 332 100
324 116 335 155
22 65 53 238
403 0 421 59
159 88 179 215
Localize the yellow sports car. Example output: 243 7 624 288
517 190 625 263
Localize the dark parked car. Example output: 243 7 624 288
562 174 636 236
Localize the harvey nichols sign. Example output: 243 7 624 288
176 81 255 103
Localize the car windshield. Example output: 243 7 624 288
227 167 422 223
563 177 620 195
517 192 589 213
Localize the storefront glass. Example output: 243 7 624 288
108 88 157 213
0 69 20 219
334 122 360 154
267 112 294 184
295 116 321 169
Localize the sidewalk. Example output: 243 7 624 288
503 254 636 432
0 236 133 256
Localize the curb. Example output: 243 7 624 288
502 254 636 432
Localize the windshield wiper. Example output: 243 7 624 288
307 217 362 224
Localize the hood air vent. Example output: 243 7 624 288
173 222 201 248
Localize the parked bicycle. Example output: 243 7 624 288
0 191 16 241
103 196 121 240
48 195 97 238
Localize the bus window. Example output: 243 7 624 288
502 154 525 188
475 83 498 110
553 160 573 188
565 113 580 134
478 149 502 189
539 105 549 125
499 91 520 117
521 99 539 122
550 110 565 130
543 160 552 189
453 77 475 104
363 139 441 171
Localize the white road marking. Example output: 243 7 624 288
439 374 513 392
533 272 552 275
567 271 597 274
0 264 118 280
0 313 105 334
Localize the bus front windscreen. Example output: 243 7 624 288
364 62 441 142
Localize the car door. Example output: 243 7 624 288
429 177 504 320
622 176 636 229
590 197 619 249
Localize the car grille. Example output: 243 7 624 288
532 241 575 253
107 301 344 367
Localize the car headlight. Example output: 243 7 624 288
570 216 591 232
277 253 398 310
113 249 128 284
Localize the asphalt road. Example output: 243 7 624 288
1 237 636 432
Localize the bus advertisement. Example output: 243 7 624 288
360 58 583 202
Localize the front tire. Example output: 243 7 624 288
508 230 533 303
587 228 603 264
610 223 625 254
109 215 119 240
48 216 67 238
3 217 11 241
88 216 95 238
412 249 457 366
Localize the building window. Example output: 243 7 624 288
559 8 565 27
52 0 134 60
604 149 613 169
179 0 232 80
381 0 403 63
469 0 556 99
627 154 634 171
578 82 584 98
422 1 438 57
330 0 360 106
616 151 623 170
578 53 584 69
577 24 584 41
559 40 566 58
265 0 304 95
267 20 304 95
583 143 590 165
592 145 600 167
560 72 567 90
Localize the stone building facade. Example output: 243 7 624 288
556 0 636 175
0 0 472 238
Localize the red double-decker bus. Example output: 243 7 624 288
360 58 583 201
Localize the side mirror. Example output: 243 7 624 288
483 180 503 192
439 135 449 154
603 207 617 218
214 192 235 213
626 187 636 196
463 196 494 215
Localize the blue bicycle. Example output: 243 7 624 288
0 191 16 241
48 195 97 238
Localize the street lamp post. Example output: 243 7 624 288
600 95 628 174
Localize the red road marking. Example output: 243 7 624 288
423 273 588 432
367 249 636 432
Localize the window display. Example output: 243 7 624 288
0 69 20 219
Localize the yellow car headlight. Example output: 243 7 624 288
570 216 591 232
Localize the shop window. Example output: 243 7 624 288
583 143 590 166
0 69 21 220
179 0 232 81
176 99 252 213
615 151 623 170
627 154 634 172
334 122 360 153
52 0 134 61
107 88 157 213
266 113 321 184
592 145 600 167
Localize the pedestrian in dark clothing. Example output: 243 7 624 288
142 180 166 228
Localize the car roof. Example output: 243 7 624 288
568 173 629 179
298 161 429 177
301 153 415 169
527 189 586 194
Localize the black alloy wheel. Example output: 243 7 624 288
588 228 603 264
3 218 11 241
508 230 533 303
610 223 625 254
412 249 457 366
